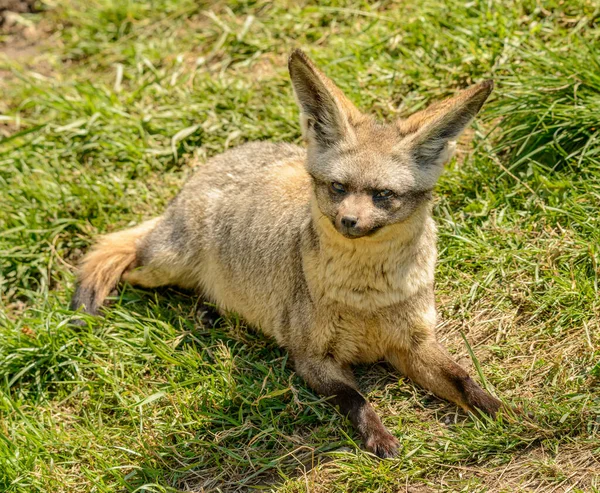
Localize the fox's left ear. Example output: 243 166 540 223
402 80 493 167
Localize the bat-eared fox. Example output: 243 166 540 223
71 49 502 458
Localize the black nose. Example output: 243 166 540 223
341 216 358 229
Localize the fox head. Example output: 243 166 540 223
288 49 493 239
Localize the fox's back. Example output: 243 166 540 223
146 142 313 339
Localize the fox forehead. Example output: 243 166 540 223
307 122 433 193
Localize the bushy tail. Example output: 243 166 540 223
70 218 159 316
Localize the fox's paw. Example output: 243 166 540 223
196 303 220 328
364 427 400 459
478 393 503 418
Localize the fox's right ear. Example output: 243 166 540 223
288 49 361 147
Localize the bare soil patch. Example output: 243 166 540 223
0 0 36 18
1 0 45 60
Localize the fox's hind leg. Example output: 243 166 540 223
122 221 200 290
293 354 399 458
121 259 172 289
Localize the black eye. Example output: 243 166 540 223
330 182 346 194
373 189 393 200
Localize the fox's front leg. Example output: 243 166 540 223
387 337 501 416
293 354 399 458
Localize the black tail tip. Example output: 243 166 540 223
69 286 98 327
69 284 98 316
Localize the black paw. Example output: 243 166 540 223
196 302 220 328
364 427 400 459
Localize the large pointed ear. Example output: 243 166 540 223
288 49 362 147
402 80 493 167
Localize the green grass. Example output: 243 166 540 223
1 0 599 491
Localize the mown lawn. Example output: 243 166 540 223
1 1 599 491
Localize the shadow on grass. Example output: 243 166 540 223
100 286 480 492
104 286 356 492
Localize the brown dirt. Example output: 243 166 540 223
0 0 36 23
0 0 44 66
0 0 53 117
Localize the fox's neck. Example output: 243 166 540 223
304 197 437 310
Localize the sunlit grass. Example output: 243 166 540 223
1 0 599 491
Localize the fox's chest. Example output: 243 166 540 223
309 300 435 365
299 215 438 362
304 245 433 312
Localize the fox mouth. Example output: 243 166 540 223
338 224 383 239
